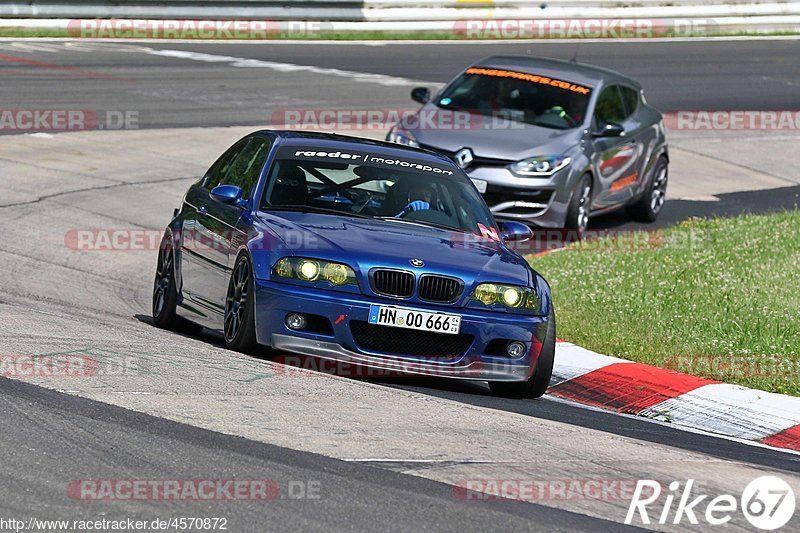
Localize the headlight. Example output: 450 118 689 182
510 156 571 177
471 283 539 311
298 260 320 281
386 126 419 147
273 257 357 286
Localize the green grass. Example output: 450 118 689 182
529 211 800 396
0 28 71 38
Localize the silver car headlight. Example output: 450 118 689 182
510 156 571 177
386 126 420 148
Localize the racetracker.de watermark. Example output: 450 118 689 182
63 228 710 254
67 19 333 39
65 229 279 252
270 108 525 131
664 111 800 131
0 354 141 379
0 109 138 132
454 478 653 502
664 354 800 380
67 479 321 501
452 18 719 39
468 228 711 255
269 355 490 379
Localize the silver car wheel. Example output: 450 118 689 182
650 166 668 213
577 183 592 232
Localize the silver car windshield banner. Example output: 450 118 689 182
465 67 592 96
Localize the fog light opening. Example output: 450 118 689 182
507 341 526 357
285 313 307 331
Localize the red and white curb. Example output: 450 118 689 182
549 341 800 453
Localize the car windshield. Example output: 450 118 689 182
260 146 498 235
435 67 592 130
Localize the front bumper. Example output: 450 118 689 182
270 335 530 381
468 166 572 228
255 279 549 382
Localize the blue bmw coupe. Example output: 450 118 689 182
152 131 555 398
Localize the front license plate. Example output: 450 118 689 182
471 178 488 193
368 305 461 334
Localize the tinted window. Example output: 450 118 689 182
620 86 639 117
594 85 626 126
260 146 497 234
222 137 271 199
204 140 247 190
435 67 592 130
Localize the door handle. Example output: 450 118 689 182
198 205 208 216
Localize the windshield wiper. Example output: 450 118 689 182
265 205 372 219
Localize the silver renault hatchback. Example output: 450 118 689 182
387 56 669 233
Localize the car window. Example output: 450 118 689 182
220 137 271 200
434 67 592 130
620 86 639 117
203 139 247 191
594 85 626 126
260 146 498 235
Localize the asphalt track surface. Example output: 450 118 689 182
1 39 799 130
1 38 798 228
1 39 799 532
0 378 630 532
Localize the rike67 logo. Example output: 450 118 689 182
626 476 796 529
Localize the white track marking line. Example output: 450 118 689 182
6 41 65 52
146 48 436 87
343 458 516 463
0 40 437 86
0 41 152 53
63 41 153 53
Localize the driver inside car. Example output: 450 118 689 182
484 78 526 123
396 187 432 217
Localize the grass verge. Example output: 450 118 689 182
529 211 800 396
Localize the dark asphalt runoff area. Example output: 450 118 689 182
0 377 635 533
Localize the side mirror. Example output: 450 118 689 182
501 221 533 243
210 184 244 206
593 122 625 138
411 87 431 104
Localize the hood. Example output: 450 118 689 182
409 104 583 161
258 211 531 288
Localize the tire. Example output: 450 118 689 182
489 308 556 399
564 174 592 238
223 253 259 353
627 156 668 222
152 234 203 335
